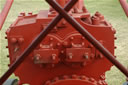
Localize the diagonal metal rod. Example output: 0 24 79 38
0 0 78 84
46 0 128 77
0 0 14 30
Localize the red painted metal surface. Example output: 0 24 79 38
119 0 128 17
0 0 14 30
0 0 78 84
47 0 128 77
0 0 128 85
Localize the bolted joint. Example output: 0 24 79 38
10 38 17 44
84 53 89 59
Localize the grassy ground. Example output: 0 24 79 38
0 0 128 85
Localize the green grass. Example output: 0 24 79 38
0 0 128 85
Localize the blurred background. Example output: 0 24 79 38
0 0 128 85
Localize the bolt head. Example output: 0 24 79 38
68 53 73 59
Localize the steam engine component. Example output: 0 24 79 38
5 0 116 85
0 0 128 85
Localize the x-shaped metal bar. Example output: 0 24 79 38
46 0 128 78
0 0 14 30
0 0 78 84
119 0 128 17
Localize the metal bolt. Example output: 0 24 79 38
72 75 77 79
84 53 89 59
14 47 19 52
52 54 56 60
114 37 117 40
50 38 53 41
20 12 25 16
57 43 61 46
68 53 73 59
63 75 68 79
89 78 95 82
28 12 33 16
35 54 41 60
11 38 17 44
51 64 55 68
112 29 116 34
89 44 93 48
99 54 103 59
5 30 9 35
81 76 86 80
63 41 68 47
100 75 105 80
82 37 85 40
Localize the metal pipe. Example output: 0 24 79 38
119 0 128 17
0 0 78 84
46 0 128 77
0 0 14 30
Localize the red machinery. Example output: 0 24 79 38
0 0 128 85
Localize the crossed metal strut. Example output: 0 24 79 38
0 0 128 84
